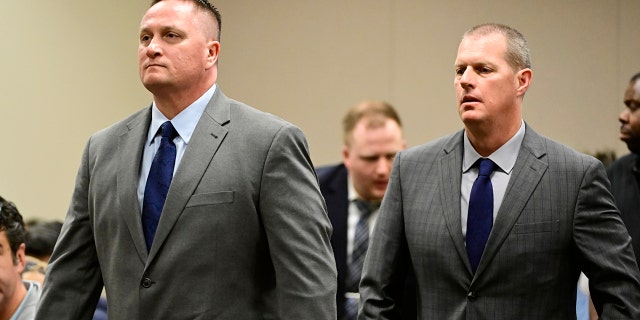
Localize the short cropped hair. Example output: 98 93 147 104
464 23 531 71
342 101 402 147
150 0 222 40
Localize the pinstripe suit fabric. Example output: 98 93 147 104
359 124 640 319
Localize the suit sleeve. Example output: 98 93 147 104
574 158 640 318
35 138 104 320
359 152 411 320
259 124 338 319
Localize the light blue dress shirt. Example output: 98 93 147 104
137 84 216 211
10 281 41 320
460 120 525 238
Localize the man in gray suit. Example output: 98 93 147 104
35 0 337 319
359 23 640 319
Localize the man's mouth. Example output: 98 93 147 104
461 95 480 104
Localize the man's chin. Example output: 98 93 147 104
142 79 172 93
371 191 386 202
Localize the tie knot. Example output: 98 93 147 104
159 121 178 139
477 158 495 177
354 199 379 218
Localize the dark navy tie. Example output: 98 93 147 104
466 158 496 273
345 200 377 320
142 121 177 251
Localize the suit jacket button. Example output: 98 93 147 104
141 278 153 288
467 291 477 301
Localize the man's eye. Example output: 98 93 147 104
628 102 640 111
140 35 151 43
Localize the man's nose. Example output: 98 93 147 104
459 67 475 88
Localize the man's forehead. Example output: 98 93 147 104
625 81 640 102
456 34 506 61
460 32 505 48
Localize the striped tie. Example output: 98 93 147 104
345 200 377 320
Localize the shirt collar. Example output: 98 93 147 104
463 119 525 174
146 84 217 146
347 176 359 202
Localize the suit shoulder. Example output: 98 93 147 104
88 107 148 144
221 98 311 156
538 135 593 160
399 131 462 162
316 163 347 185
525 132 602 173
228 98 299 133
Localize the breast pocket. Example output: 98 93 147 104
186 191 235 207
514 220 558 234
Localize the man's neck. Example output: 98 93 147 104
0 280 27 320
465 118 522 157
151 79 216 119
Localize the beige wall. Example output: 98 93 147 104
2 1 639 221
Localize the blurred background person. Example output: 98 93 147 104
607 71 640 268
24 220 62 263
316 101 415 320
22 220 62 284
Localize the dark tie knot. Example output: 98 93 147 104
354 199 380 218
159 121 178 140
477 158 496 177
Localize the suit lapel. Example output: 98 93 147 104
474 125 548 277
438 131 470 270
147 90 230 261
117 108 152 263
324 166 349 285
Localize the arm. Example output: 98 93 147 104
260 124 338 320
35 139 104 320
359 153 410 320
574 158 640 318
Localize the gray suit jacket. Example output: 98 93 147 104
360 124 640 319
36 90 337 320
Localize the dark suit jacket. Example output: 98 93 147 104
317 164 416 319
607 153 640 267
360 124 640 319
36 89 338 320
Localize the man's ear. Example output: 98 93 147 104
15 243 26 272
206 40 221 69
516 68 532 97
342 146 351 170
